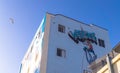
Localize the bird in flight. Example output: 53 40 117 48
9 18 14 24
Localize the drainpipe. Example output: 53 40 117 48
106 54 114 73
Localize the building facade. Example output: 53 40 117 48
19 13 111 73
97 54 120 73
96 42 120 73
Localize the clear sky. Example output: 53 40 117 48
0 0 120 73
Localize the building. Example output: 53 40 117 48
92 42 120 73
19 13 111 73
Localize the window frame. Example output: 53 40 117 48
98 38 105 48
58 24 65 33
57 48 66 58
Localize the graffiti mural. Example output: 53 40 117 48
68 29 97 64
68 30 97 44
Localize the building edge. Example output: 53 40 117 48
46 12 108 31
40 13 55 73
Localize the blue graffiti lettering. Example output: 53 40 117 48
68 30 97 44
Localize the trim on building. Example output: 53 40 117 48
40 13 54 73
46 12 108 31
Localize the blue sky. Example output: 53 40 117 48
0 0 120 73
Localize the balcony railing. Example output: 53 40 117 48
88 50 118 73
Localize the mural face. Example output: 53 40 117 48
68 29 97 64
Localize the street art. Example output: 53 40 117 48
68 30 97 44
68 29 97 64
83 40 97 64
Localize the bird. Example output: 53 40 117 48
9 18 14 24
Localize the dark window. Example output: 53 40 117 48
98 39 105 48
57 48 66 57
37 31 41 38
30 45 33 53
58 24 65 33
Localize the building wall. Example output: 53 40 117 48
97 54 120 73
46 14 111 73
40 13 54 73
20 13 111 73
20 15 47 73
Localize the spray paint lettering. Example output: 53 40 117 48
68 30 97 64
68 30 97 44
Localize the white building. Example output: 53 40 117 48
19 13 111 73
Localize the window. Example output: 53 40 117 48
57 48 66 58
58 24 65 33
35 53 38 62
98 39 105 48
30 45 33 53
37 31 41 38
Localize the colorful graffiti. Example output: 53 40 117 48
68 30 97 44
68 30 97 64
83 40 97 64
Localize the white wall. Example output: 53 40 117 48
20 17 46 73
20 13 111 73
46 14 111 73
